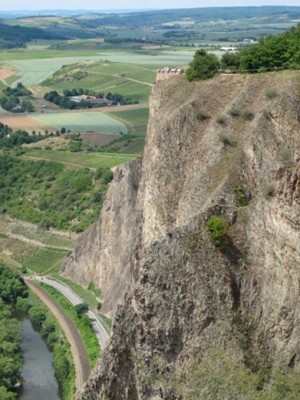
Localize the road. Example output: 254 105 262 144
35 276 109 349
25 279 90 390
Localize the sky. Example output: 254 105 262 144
0 0 300 11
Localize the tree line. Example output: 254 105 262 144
44 89 138 110
186 23 300 80
0 23 67 49
0 263 28 400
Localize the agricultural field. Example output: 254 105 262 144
0 216 74 274
0 235 69 274
32 111 128 134
5 56 109 86
11 225 76 249
23 149 137 169
100 107 149 153
1 49 192 87
0 113 56 132
108 108 149 135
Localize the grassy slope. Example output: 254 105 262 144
22 149 136 169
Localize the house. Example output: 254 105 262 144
12 105 24 113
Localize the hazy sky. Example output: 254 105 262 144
0 0 300 11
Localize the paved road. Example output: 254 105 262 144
35 276 109 349
25 279 90 390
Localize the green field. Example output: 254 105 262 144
11 225 76 249
6 56 109 86
23 149 137 169
31 111 128 134
108 108 149 135
3 50 193 87
0 235 68 273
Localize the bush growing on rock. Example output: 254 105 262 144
207 215 228 248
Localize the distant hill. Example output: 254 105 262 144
2 6 300 46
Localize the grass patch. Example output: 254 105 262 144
277 148 293 165
51 274 100 309
196 111 211 122
228 107 241 118
216 115 227 125
219 134 237 147
97 313 112 333
262 183 275 199
265 89 278 99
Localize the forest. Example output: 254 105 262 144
0 23 67 48
0 155 112 232
0 263 28 400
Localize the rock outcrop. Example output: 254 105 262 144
61 159 142 315
70 70 300 398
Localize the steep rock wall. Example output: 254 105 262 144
61 159 142 315
74 71 300 398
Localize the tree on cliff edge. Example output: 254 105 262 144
186 49 220 81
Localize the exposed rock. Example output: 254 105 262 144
73 71 300 398
61 158 142 315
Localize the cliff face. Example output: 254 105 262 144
71 70 300 399
61 159 142 314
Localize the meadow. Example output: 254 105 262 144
23 149 137 169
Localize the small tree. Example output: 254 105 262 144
186 49 220 81
221 52 240 70
75 303 89 317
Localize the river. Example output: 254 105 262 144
18 318 61 400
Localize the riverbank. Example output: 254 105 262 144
25 280 90 390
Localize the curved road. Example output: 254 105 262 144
34 276 109 349
25 279 90 390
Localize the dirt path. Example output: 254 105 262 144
25 279 90 390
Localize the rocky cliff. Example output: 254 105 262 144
70 70 300 398
61 158 142 315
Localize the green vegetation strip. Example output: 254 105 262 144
51 274 100 309
51 274 112 334
41 283 100 367
11 225 76 249
23 149 136 169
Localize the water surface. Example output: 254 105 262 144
18 318 61 400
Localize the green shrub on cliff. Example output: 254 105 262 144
207 215 228 248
